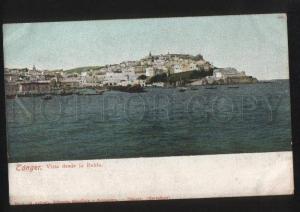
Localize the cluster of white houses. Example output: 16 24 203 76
191 67 258 85
4 53 256 96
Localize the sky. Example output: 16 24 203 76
3 14 289 80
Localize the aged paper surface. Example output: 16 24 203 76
3 13 293 204
9 152 293 205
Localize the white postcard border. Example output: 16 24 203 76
8 151 294 205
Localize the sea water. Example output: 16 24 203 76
5 80 292 162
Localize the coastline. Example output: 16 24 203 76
6 79 291 98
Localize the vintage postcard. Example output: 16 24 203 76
3 13 293 205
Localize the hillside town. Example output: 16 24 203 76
4 52 258 98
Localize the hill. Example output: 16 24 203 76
148 69 214 85
64 66 102 74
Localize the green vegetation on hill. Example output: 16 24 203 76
137 75 147 80
64 66 102 74
148 70 213 84
148 73 168 83
168 70 213 83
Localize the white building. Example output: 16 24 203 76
4 73 19 82
206 76 215 84
145 67 155 77
173 64 183 73
213 68 245 80
152 82 165 87
135 79 146 87
103 70 137 86
94 74 106 83
80 72 88 84
189 63 198 71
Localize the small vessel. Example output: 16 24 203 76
178 87 187 92
126 85 145 93
96 89 106 95
78 88 105 95
227 86 239 89
6 94 17 99
205 86 217 89
60 90 74 96
190 87 198 90
42 95 52 100
109 85 145 93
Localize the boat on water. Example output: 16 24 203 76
42 95 52 100
82 93 99 96
58 89 75 96
95 89 106 94
6 94 17 99
16 93 44 97
78 88 105 95
178 87 187 92
60 92 74 96
109 85 145 93
190 87 198 90
205 86 217 89
227 86 239 89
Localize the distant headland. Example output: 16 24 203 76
5 52 258 97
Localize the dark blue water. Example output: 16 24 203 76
6 80 292 162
